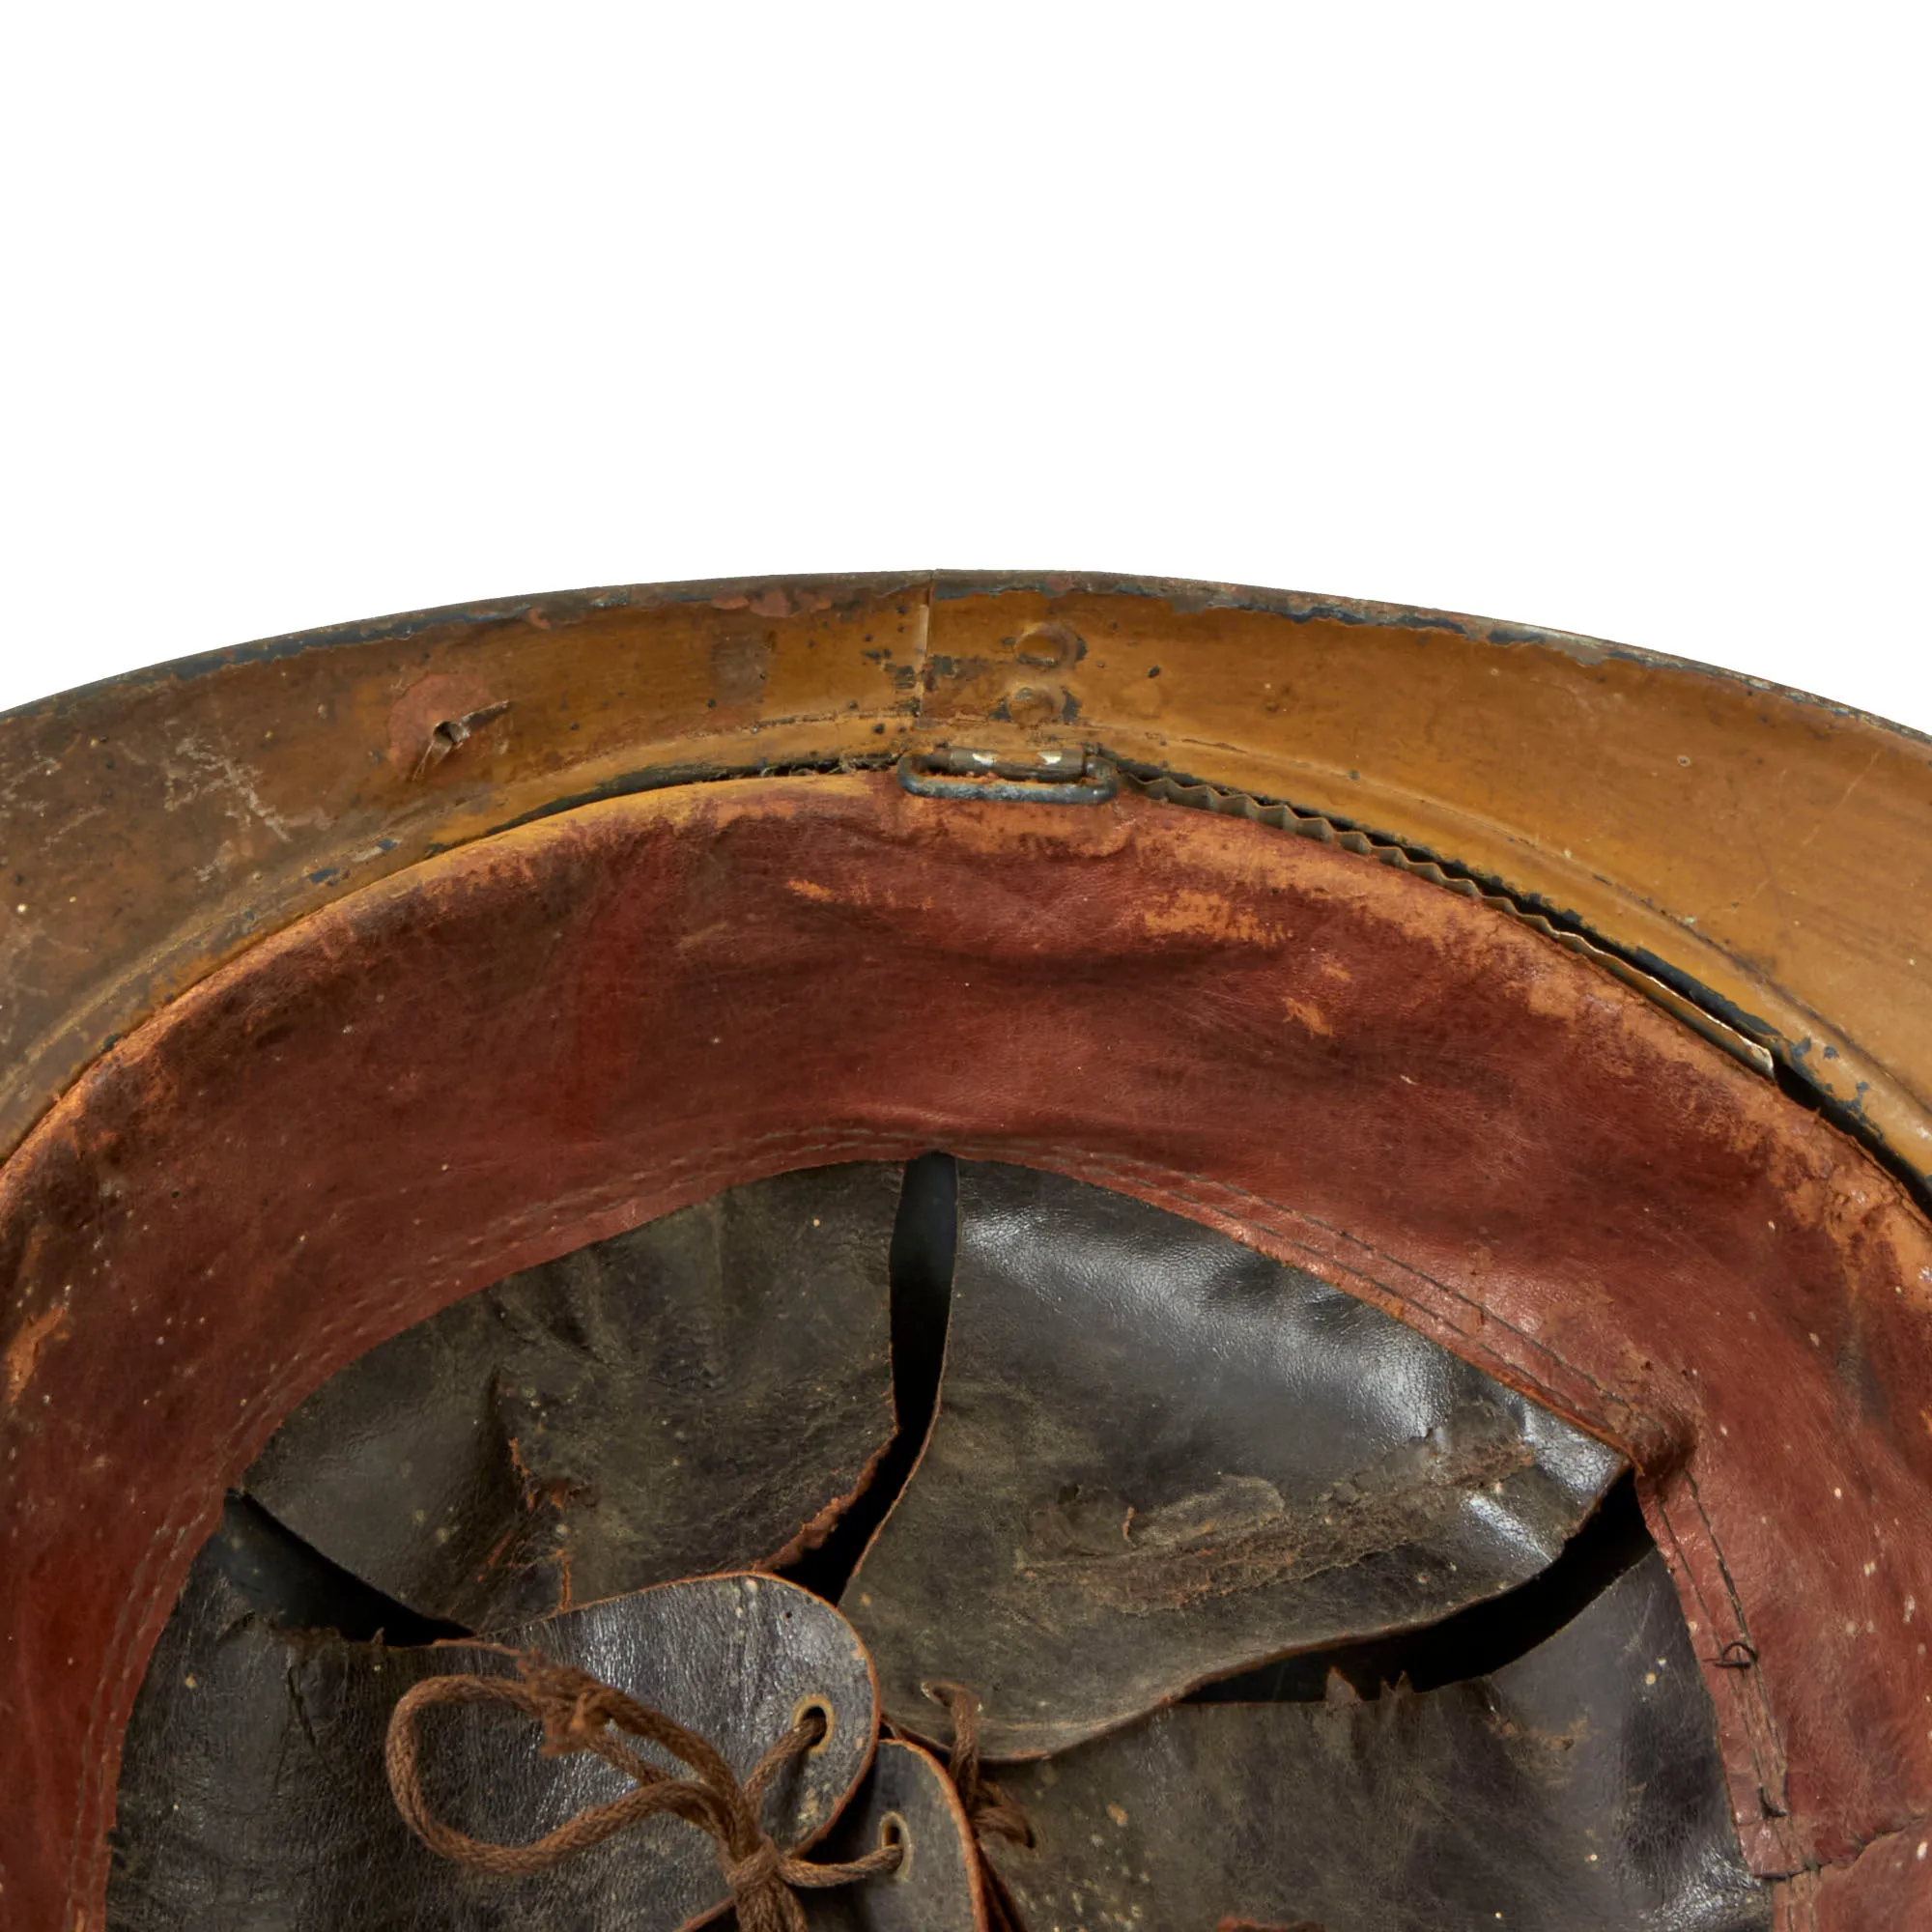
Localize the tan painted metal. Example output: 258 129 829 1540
2 572 1927 1180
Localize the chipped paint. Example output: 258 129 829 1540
2 574 1928 1200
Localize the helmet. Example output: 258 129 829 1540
4 575 1926 1928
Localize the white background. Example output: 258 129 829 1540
2 6 1926 729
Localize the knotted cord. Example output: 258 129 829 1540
925 1680 1035 1932
385 1643 900 1932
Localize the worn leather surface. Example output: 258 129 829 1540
1774 1830 1932 1930
5 775 1930 1928
244 1164 900 1629
108 1565 877 1931
849 1163 1625 1756
807 1740 987 1930
986 1549 1770 1931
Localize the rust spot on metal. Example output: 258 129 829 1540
709 586 833 620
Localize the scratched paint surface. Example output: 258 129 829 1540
1 574 1928 1186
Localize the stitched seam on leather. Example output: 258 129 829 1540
964 1140 1645 1432
1771 1866 1821 1932
1679 1465 1800 1863
1648 1486 1803 1877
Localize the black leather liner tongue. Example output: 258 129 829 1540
845 1163 1626 1758
108 1564 879 1932
806 1740 988 1929
982 1550 1770 1932
245 1162 901 1629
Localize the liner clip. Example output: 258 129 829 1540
896 747 1119 806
